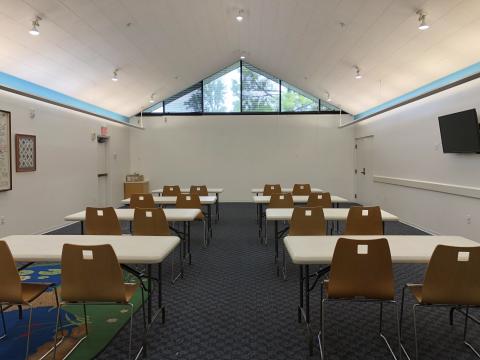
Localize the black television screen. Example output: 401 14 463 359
438 109 480 153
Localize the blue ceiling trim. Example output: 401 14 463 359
354 61 480 121
0 71 129 123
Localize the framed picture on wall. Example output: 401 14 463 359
15 134 36 172
0 111 12 191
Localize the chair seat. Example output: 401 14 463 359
407 284 423 303
21 283 51 304
124 283 139 303
196 212 205 221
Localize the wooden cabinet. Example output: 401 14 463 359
124 180 149 199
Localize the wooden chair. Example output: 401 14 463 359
344 206 383 235
306 192 332 208
53 244 145 360
400 245 480 359
162 185 181 196
268 193 294 209
190 185 208 196
132 208 182 283
129 193 155 209
85 207 122 235
292 184 311 195
280 207 326 279
319 237 401 359
0 241 61 360
176 194 208 246
263 184 281 196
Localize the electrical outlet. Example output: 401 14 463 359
467 215 471 225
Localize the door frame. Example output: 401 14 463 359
354 135 374 204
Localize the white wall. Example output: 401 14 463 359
0 90 131 236
130 114 355 201
354 78 480 242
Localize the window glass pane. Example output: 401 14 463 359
203 62 240 112
165 83 202 113
151 103 163 113
242 63 280 112
320 101 341 112
281 82 318 112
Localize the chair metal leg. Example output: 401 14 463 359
128 303 134 360
0 305 6 340
320 298 326 359
203 220 207 247
24 303 33 360
463 306 480 358
412 304 419 360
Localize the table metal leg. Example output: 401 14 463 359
216 193 220 222
258 204 264 243
158 262 165 323
207 204 212 243
80 221 84 235
274 220 279 265
147 265 152 324
187 222 192 265
298 265 303 323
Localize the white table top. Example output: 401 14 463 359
152 187 223 194
284 235 479 264
253 195 349 204
266 208 399 221
65 208 201 222
121 195 217 205
2 235 180 264
251 187 322 194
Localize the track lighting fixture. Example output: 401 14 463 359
326 92 332 102
29 16 41 36
417 10 429 30
112 68 119 82
149 94 155 103
236 9 244 22
354 66 362 79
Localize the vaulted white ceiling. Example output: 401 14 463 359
0 0 479 117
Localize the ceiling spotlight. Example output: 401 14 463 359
112 68 119 82
326 92 332 102
417 10 429 30
354 66 362 79
236 9 244 22
149 94 155 103
240 52 246 60
29 16 41 36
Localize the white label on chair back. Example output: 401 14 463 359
170 187 173 190
362 210 369 216
280 195 284 200
186 196 191 200
305 210 312 216
271 186 274 189
146 211 152 218
97 210 104 216
318 194 322 199
300 185 304 189
197 187 201 190
82 250 94 260
357 244 368 255
139 196 144 200
458 251 470 262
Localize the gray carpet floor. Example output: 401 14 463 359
52 203 479 359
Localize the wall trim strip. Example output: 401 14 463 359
373 175 480 199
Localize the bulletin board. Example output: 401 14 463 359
0 111 12 191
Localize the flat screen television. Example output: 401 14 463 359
438 109 480 153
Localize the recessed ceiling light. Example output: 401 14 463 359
417 10 429 30
29 16 41 36
354 66 362 79
112 68 119 82
236 9 244 22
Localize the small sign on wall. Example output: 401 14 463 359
15 134 36 172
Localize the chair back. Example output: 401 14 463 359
129 193 155 209
328 238 395 300
176 193 202 210
162 185 181 196
268 193 294 208
306 192 332 208
421 245 480 305
344 206 383 235
292 184 311 195
190 185 208 196
289 207 326 235
0 241 22 303
61 244 127 303
133 208 170 236
85 207 122 235
263 184 281 196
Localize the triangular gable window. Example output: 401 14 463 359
281 81 318 112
